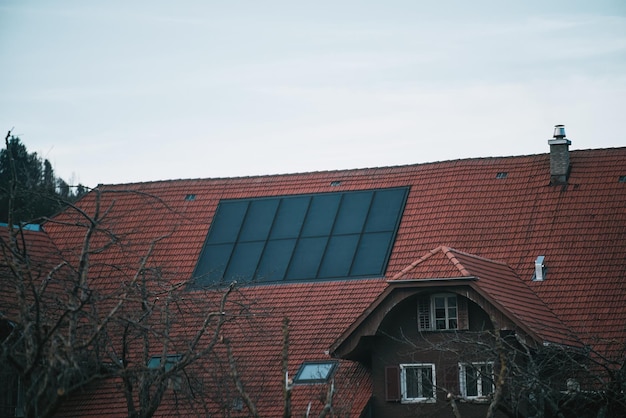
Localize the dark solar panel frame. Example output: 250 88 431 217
191 187 409 286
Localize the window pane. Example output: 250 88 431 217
295 362 336 382
466 366 478 397
406 368 420 398
239 199 279 241
421 367 434 397
207 201 248 243
481 364 494 395
351 232 393 276
270 196 310 239
333 191 372 234
435 307 446 319
365 188 407 232
286 237 327 279
301 194 341 237
318 234 359 278
255 239 296 282
405 366 433 399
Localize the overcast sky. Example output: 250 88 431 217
1 1 625 188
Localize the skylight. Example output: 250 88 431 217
191 187 408 286
293 361 338 384
148 354 181 371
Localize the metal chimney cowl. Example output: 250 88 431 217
548 124 571 185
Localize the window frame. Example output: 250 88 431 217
147 354 182 371
418 293 460 331
399 363 437 403
459 361 495 400
293 360 339 385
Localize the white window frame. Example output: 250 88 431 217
400 363 436 403
418 293 459 331
459 362 494 400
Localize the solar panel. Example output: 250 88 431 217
191 187 408 286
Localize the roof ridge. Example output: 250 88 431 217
94 147 626 188
441 247 472 277
390 246 447 280
444 247 510 268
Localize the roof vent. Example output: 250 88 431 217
548 125 571 185
533 256 546 281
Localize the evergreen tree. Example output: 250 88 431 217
0 133 85 224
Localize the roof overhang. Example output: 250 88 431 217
330 277 479 359
329 275 574 360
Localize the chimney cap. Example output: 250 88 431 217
553 124 566 139
549 124 571 146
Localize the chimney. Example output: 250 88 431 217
548 124 571 185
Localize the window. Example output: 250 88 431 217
293 361 338 384
192 187 408 286
148 354 183 390
400 364 436 403
418 293 465 331
459 362 494 399
148 354 182 372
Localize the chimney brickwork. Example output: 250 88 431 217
548 125 571 185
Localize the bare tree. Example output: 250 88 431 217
0 132 256 417
114 271 237 418
398 325 626 418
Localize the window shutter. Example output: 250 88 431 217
417 296 431 330
457 296 469 330
385 366 401 402
442 365 459 395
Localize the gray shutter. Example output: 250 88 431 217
458 296 469 330
417 296 431 330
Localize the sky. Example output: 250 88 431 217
1 1 625 188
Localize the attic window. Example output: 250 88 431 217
184 194 196 201
418 294 468 331
293 361 338 384
191 187 408 286
496 172 508 179
619 176 626 183
330 181 341 186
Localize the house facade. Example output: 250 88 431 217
1 127 625 417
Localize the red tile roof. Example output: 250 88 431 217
14 146 626 416
390 246 579 346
